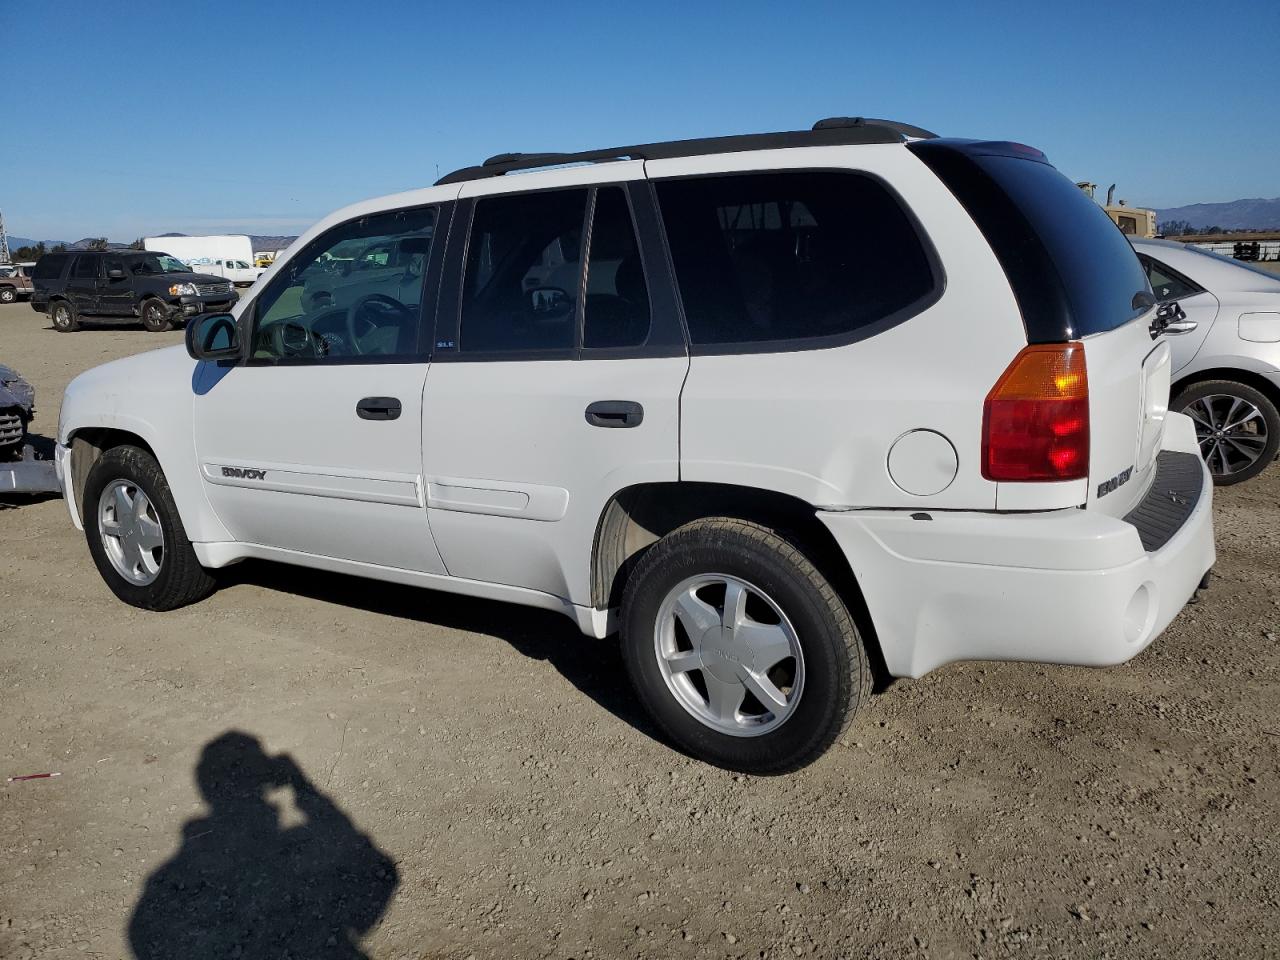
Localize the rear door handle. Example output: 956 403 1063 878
356 396 402 421
1163 319 1198 334
585 400 644 428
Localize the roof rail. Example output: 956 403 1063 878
812 116 939 140
435 117 937 186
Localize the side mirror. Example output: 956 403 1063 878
1131 289 1156 312
529 286 571 315
186 313 242 361
107 268 126 280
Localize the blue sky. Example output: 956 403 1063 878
4 0 1277 241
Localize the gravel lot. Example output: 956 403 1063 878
1 298 1277 960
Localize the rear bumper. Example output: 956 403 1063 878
819 413 1215 678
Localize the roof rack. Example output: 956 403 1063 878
436 117 938 185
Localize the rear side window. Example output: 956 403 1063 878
32 255 67 280
583 187 651 350
656 172 937 349
460 188 589 354
72 256 98 280
1139 255 1201 302
911 142 1151 341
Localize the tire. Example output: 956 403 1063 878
83 445 216 610
0 286 16 304
51 300 80 332
141 298 174 332
1174 379 1279 486
620 517 870 774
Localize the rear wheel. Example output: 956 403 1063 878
51 300 80 332
141 299 174 332
0 286 16 304
621 518 869 774
1175 379 1279 485
83 445 216 610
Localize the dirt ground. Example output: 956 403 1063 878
1 299 1277 960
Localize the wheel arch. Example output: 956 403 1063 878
65 424 228 545
138 294 169 316
590 481 890 684
66 427 159 525
1172 366 1280 413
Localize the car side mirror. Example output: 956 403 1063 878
529 286 571 315
186 313 242 361
107 268 126 280
1131 289 1156 312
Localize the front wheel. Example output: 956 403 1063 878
621 518 870 774
1176 379 1279 485
0 287 16 304
141 299 174 332
83 445 216 610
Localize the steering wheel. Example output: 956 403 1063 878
267 320 321 359
345 293 413 355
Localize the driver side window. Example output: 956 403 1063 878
252 206 436 362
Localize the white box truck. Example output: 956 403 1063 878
143 235 265 287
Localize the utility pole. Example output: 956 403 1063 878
0 208 10 263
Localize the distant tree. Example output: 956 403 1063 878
36 241 46 256
129 237 145 250
51 243 67 253
87 237 110 251
12 245 39 260
1159 218 1195 236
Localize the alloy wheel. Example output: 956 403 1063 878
654 574 804 737
97 479 164 586
1184 394 1269 479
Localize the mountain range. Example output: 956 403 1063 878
1153 198 1280 231
6 234 298 254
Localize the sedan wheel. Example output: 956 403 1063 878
1184 393 1270 480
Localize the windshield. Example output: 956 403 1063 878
131 254 190 275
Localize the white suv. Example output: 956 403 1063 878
55 119 1216 773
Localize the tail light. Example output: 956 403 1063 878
982 342 1089 481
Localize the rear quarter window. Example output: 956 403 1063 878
656 171 938 351
32 254 68 281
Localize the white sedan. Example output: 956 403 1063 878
1132 238 1280 484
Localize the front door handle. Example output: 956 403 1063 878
356 396 402 421
585 400 644 428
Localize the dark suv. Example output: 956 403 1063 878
30 250 238 332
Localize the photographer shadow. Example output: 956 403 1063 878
129 731 397 960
